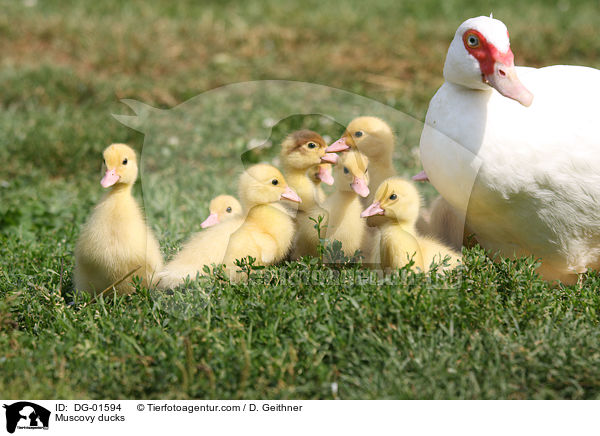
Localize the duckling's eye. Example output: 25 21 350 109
354 131 363 138
343 167 349 174
122 158 128 165
307 142 317 149
466 34 480 48
226 207 232 213
271 179 279 185
389 194 397 200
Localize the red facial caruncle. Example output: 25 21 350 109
462 29 514 77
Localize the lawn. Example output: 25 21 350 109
1 0 600 399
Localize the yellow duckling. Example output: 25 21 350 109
74 143 163 295
326 116 395 205
280 130 333 260
329 116 430 232
322 151 372 258
157 195 244 289
200 195 243 228
280 130 334 210
361 178 461 272
223 164 301 280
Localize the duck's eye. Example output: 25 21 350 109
343 167 349 174
307 142 317 149
122 158 128 165
354 131 363 138
389 194 397 200
271 179 279 185
466 34 480 48
226 207 232 213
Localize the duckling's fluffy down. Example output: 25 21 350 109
74 143 163 295
156 216 244 289
74 193 163 294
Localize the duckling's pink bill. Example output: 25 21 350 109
351 177 370 197
361 201 384 218
318 165 334 185
200 212 220 228
101 169 120 188
321 153 338 164
326 137 350 153
280 186 302 203
412 170 429 182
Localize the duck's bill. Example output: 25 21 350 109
200 212 220 228
326 137 350 153
485 63 533 107
318 165 334 185
412 170 429 182
101 169 120 188
321 153 338 164
351 176 370 197
361 201 384 218
280 186 302 203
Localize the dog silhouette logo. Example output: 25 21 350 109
3 402 50 433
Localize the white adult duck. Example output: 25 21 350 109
417 15 600 284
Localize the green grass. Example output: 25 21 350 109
2 0 600 399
